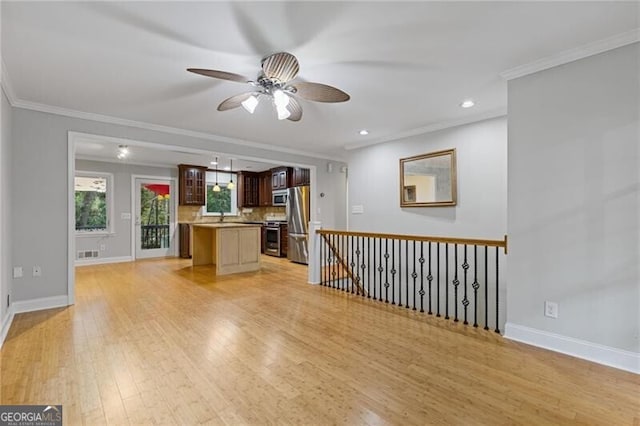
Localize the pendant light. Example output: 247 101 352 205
227 159 235 189
213 157 221 192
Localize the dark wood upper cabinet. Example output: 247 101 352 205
271 167 291 190
237 171 260 208
178 164 207 206
291 167 310 187
259 171 272 206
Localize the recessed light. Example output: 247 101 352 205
359 129 369 136
460 100 475 108
210 161 218 165
224 166 231 171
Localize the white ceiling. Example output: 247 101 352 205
75 136 280 172
2 2 638 158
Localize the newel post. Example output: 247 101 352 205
308 221 322 285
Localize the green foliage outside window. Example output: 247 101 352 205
75 191 107 230
206 185 232 213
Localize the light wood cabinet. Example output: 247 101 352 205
192 224 261 275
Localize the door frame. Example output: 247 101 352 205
131 175 178 260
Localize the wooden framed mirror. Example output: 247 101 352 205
400 148 457 207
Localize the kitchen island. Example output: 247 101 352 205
191 223 261 275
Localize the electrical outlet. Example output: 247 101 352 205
13 267 23 278
33 266 42 277
100 244 106 251
544 301 558 318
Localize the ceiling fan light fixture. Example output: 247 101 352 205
241 95 259 114
273 89 290 108
276 105 291 120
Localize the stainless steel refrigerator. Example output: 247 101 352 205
287 185 310 264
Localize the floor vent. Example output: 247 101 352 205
78 250 99 259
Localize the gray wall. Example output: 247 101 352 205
1 89 12 320
347 116 507 239
75 159 176 260
11 108 347 303
507 43 639 352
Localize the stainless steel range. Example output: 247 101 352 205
264 221 286 257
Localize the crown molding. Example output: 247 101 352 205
500 28 640 81
343 108 507 151
8 97 346 162
1 59 17 104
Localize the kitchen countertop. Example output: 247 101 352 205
191 223 261 229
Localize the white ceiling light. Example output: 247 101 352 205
460 99 475 108
210 160 218 165
241 95 259 114
273 90 291 120
117 145 129 160
359 129 369 136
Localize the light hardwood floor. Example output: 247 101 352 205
1 256 639 425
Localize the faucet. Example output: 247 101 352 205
219 211 225 222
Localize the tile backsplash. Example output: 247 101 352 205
178 205 286 223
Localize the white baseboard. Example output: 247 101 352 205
12 295 70 315
0 307 15 349
75 255 132 266
504 323 640 374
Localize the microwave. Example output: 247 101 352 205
272 189 288 206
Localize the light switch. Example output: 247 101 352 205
352 205 364 214
13 267 23 278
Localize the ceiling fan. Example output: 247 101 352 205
187 52 350 122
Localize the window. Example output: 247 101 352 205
203 171 237 216
75 172 114 234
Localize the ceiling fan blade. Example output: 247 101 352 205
292 82 350 103
261 52 300 83
217 92 255 111
187 68 249 83
286 97 303 122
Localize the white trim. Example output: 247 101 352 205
68 133 75 305
500 29 640 81
343 109 507 151
504 323 640 375
131 175 179 260
75 256 133 266
12 100 345 162
75 170 115 234
0 307 14 349
12 295 69 315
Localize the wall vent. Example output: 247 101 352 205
77 250 99 259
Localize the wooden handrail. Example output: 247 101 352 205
317 230 508 254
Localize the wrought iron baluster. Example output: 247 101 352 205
367 238 371 298
436 243 441 317
495 247 500 334
453 244 459 322
391 240 396 305
331 234 337 288
428 242 433 315
350 236 355 294
419 242 425 313
445 244 449 320
342 234 346 291
404 240 409 309
411 240 417 311
384 239 389 303
463 245 469 325
355 237 361 296
472 245 479 328
484 246 489 330
360 236 366 297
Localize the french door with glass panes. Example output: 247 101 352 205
135 178 176 259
